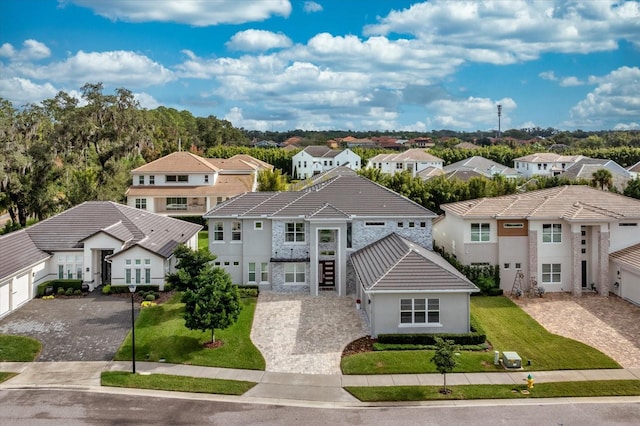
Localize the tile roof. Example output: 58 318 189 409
301 146 342 158
514 153 586 163
22 201 201 258
610 243 640 270
441 185 640 221
204 174 437 219
628 160 640 173
132 152 220 173
561 159 631 189
368 149 443 163
443 156 519 177
126 174 255 197
0 230 51 280
351 233 478 292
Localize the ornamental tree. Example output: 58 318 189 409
431 337 460 394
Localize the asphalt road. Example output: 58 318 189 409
1 389 639 425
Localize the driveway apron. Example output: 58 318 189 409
0 292 135 362
251 291 369 375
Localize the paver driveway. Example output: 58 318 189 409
514 293 640 368
0 292 135 361
251 291 370 375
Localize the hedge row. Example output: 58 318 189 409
37 280 83 296
377 318 486 346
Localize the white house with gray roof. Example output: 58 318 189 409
292 146 360 179
443 156 520 180
367 149 443 177
204 168 479 336
0 202 201 318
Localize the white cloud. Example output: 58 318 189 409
568 66 640 129
428 97 517 130
539 71 558 81
0 40 51 61
0 77 58 106
64 0 292 26
224 107 286 131
303 1 323 13
134 92 160 109
613 122 639 130
0 43 15 58
559 76 583 87
226 30 292 52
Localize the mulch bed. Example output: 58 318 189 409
110 290 176 305
342 336 375 357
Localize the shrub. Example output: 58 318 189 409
145 294 156 301
37 279 83 296
236 285 259 298
73 289 82 296
488 287 504 296
102 285 112 295
65 288 74 296
42 295 55 300
57 287 66 295
141 301 157 308
377 332 485 346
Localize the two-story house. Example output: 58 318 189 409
366 149 443 177
291 146 361 179
126 152 273 216
433 185 640 304
0 202 201 318
514 153 585 178
443 156 520 180
203 169 478 337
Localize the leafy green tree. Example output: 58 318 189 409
623 178 640 200
182 265 241 344
591 168 613 191
431 337 460 394
257 169 287 191
166 245 217 292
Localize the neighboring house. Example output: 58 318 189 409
561 158 632 191
417 166 445 180
0 202 201 318
443 156 520 180
291 146 361 179
367 149 444 177
454 142 480 150
514 153 586 178
203 169 477 337
126 152 272 216
433 185 640 298
351 233 478 337
627 160 640 179
609 243 640 306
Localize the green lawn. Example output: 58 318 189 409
341 296 619 374
0 372 17 383
0 335 41 362
114 294 265 370
198 230 208 250
101 371 256 395
346 380 640 402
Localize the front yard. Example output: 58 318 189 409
341 296 620 374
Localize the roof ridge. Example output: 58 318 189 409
570 200 624 219
527 186 567 217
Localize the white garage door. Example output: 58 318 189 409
620 270 640 306
13 273 30 308
0 282 9 317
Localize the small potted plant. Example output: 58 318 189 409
356 298 361 310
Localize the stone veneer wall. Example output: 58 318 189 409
528 230 538 289
271 221 310 259
270 262 310 293
351 218 432 251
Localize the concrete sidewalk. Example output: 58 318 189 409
2 361 639 405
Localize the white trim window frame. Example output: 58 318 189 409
542 224 562 243
399 298 440 325
254 221 263 230
231 221 242 241
284 263 305 285
212 222 224 242
470 223 490 242
260 262 269 283
542 263 561 284
248 262 256 283
285 222 305 243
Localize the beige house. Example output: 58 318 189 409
433 185 640 301
126 152 272 216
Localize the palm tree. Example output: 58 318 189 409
591 169 613 191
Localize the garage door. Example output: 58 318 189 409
620 270 640 306
13 273 30 308
0 282 9 317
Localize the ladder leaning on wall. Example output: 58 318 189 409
510 269 525 296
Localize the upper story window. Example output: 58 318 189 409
396 163 403 169
135 198 147 210
138 176 144 185
254 221 263 230
149 175 155 185
166 175 188 183
231 221 242 241
204 175 209 183
471 223 490 242
285 222 305 243
213 222 224 241
542 224 562 243
319 230 334 243
538 164 542 170
365 221 385 227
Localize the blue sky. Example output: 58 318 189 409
1 0 639 132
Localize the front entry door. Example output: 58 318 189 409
581 260 587 288
101 250 113 285
319 260 335 289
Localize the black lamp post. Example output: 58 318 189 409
128 284 137 374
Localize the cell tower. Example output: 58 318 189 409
497 104 502 139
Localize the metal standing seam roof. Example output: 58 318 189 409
203 174 437 219
21 201 202 258
351 233 478 292
441 185 640 220
0 230 51 281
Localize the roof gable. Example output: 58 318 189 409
132 152 219 173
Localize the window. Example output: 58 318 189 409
347 223 352 248
319 230 334 243
248 263 256 282
204 175 209 183
504 263 510 269
542 264 561 283
135 198 147 210
166 197 187 211
515 263 521 269
260 263 269 282
125 269 131 284
396 163 403 169
471 223 490 242
409 222 415 228
149 175 155 185
503 223 524 229
145 268 151 284
542 224 562 243
285 222 305 242
213 222 223 241
58 264 64 279
397 222 404 228
138 176 144 185
420 222 426 228
254 221 263 230
400 298 440 325
166 175 188 183
135 268 141 285
620 223 638 227
58 254 83 279
365 221 385 227
538 164 542 170
233 261 239 266
543 163 548 170
224 261 230 266
231 221 242 241
284 263 305 284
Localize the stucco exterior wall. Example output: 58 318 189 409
110 247 166 289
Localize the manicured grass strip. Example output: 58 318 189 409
0 335 41 362
346 380 640 402
114 294 266 370
101 371 256 395
471 296 620 371
198 231 208 251
0 372 17 383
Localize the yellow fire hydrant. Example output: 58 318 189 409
527 374 534 389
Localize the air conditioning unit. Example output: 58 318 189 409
502 351 522 369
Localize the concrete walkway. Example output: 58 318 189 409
1 361 639 405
